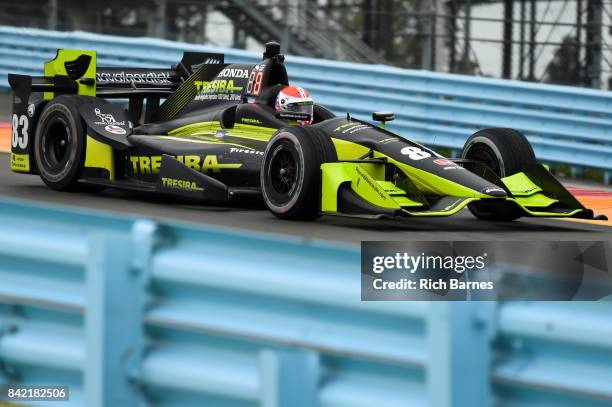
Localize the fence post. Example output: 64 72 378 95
427 302 496 407
260 349 319 407
47 0 58 30
154 0 167 39
85 220 158 407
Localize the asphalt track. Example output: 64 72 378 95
0 153 609 243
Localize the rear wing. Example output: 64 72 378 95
96 52 224 97
8 49 224 101
7 49 225 174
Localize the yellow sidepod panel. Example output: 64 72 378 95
84 136 115 180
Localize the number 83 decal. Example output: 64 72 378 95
12 114 29 149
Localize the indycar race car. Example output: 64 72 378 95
8 42 605 222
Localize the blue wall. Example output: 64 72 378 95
0 197 611 406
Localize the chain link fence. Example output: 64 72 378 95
0 0 609 89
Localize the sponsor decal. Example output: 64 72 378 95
93 108 127 130
434 158 461 170
240 117 263 125
105 125 127 135
194 80 243 93
195 93 242 102
194 79 244 101
161 177 204 192
334 123 371 134
27 104 35 118
191 57 223 70
443 198 464 211
96 71 172 85
380 137 400 144
129 155 242 175
229 147 264 156
434 159 454 166
276 111 310 121
94 108 121 125
356 166 386 200
10 153 30 172
217 68 250 79
483 186 505 194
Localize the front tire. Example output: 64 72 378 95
34 95 91 190
261 126 337 220
462 128 537 221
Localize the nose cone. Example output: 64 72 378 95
481 186 507 197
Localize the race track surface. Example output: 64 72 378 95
0 153 608 243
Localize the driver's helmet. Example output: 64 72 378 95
275 86 313 125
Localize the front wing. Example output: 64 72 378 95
320 160 601 220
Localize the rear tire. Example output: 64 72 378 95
34 95 104 190
261 126 337 220
462 128 537 221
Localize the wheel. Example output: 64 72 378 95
261 126 337 220
33 95 99 190
461 128 537 221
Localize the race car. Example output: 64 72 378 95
8 42 605 222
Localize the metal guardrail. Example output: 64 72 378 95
0 198 611 407
0 25 611 181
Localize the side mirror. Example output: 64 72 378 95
372 111 395 129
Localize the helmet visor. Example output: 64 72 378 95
285 102 313 117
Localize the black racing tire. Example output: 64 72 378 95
261 126 337 220
461 128 537 221
34 95 101 190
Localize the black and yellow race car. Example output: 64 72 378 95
8 42 605 222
